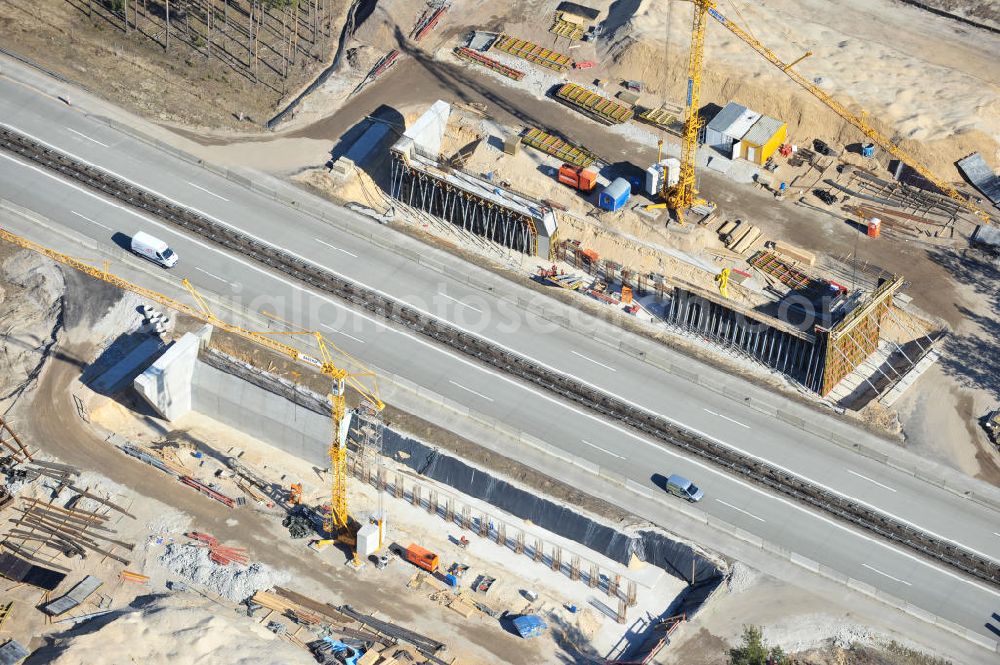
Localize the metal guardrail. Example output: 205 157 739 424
1 125 998 587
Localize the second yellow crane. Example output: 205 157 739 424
660 0 993 224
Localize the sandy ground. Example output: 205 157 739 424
664 564 958 665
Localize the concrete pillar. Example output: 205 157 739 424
133 325 213 421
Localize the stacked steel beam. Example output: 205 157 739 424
454 47 525 80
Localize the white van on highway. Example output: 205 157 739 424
130 231 178 268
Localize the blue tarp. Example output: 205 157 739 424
512 615 547 639
319 638 362 665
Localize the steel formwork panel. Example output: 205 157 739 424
666 287 824 391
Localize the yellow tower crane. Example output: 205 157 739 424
655 1 993 225
184 281 383 539
0 226 382 543
649 0 714 224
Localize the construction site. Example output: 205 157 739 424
0 0 999 663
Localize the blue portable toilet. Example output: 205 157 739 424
444 574 458 587
861 143 876 158
599 178 631 212
512 615 547 639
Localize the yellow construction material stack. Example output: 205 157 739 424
492 34 571 71
555 83 634 125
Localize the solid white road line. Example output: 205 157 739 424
448 380 493 402
570 350 617 372
187 182 230 201
703 408 750 429
438 291 482 313
5 141 998 598
66 127 109 147
194 267 237 287
315 238 359 257
862 563 912 586
581 439 626 460
715 499 766 522
320 323 365 344
847 469 897 493
70 210 112 231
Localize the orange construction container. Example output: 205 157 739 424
580 248 599 263
557 164 598 192
404 544 439 573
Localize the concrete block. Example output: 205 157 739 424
846 578 878 597
670 366 699 382
789 552 820 573
133 328 209 420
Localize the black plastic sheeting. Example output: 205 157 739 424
0 553 66 591
380 426 724 586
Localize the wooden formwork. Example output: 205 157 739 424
555 83 634 125
492 34 571 71
520 127 598 167
819 275 904 396
550 15 586 41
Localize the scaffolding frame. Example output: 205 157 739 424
389 154 544 256
818 276 904 396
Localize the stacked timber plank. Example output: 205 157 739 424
453 47 525 80
718 220 762 255
554 83 634 125
492 34 571 71
521 127 597 167
771 240 816 266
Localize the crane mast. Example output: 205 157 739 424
663 0 714 224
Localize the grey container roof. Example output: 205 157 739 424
706 102 761 140
602 177 631 200
742 115 785 146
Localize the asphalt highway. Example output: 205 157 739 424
1 74 999 642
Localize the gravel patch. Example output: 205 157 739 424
159 543 290 602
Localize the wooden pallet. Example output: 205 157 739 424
520 127 597 167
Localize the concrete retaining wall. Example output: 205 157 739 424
190 350 724 596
